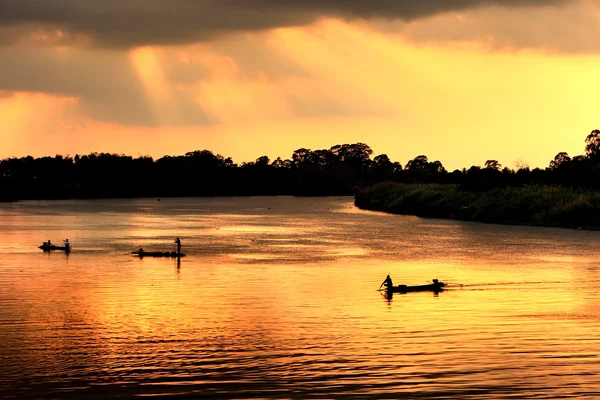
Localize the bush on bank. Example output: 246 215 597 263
354 182 600 229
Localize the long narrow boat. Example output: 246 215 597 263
131 251 185 258
39 244 71 252
387 280 446 293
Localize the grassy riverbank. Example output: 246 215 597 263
354 182 600 229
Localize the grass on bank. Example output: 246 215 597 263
354 182 600 229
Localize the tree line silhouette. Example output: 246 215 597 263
1 130 600 201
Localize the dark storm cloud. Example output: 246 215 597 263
0 0 568 48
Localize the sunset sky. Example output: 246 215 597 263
0 0 598 170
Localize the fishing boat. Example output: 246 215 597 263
387 280 446 293
131 250 185 258
39 244 70 252
380 275 446 293
132 238 184 258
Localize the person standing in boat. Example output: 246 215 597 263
64 239 70 250
381 274 393 289
174 238 181 254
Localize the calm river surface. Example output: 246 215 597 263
1 196 600 399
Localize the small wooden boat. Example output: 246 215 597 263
131 251 185 258
387 280 446 293
39 244 71 252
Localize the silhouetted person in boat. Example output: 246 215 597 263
64 239 70 250
138 247 144 254
174 238 181 254
47 240 52 246
380 274 393 289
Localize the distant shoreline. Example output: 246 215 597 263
354 182 600 231
0 192 346 203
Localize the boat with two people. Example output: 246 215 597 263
380 274 446 293
132 238 185 258
39 239 71 252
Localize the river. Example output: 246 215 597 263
1 196 599 399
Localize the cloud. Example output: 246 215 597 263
374 1 600 53
0 46 213 126
0 0 569 48
0 0 589 128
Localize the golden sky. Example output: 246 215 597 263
0 0 598 170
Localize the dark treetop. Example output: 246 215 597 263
1 130 600 201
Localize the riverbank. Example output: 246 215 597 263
354 182 600 229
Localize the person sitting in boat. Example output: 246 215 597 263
47 240 52 246
138 247 144 254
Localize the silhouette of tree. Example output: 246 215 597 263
312 149 336 169
271 157 292 168
292 148 313 168
331 143 373 167
372 154 394 182
405 155 429 171
585 129 600 159
5 130 600 201
485 160 502 170
549 152 571 169
430 160 446 174
514 159 529 170
255 156 270 167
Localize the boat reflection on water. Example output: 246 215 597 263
39 240 71 260
132 250 185 258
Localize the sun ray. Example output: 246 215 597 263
128 46 179 126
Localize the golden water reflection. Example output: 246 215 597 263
1 197 600 398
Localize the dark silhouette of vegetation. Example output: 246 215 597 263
353 129 600 228
0 143 381 200
355 183 600 229
2 131 600 213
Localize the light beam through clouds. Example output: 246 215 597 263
0 0 598 170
